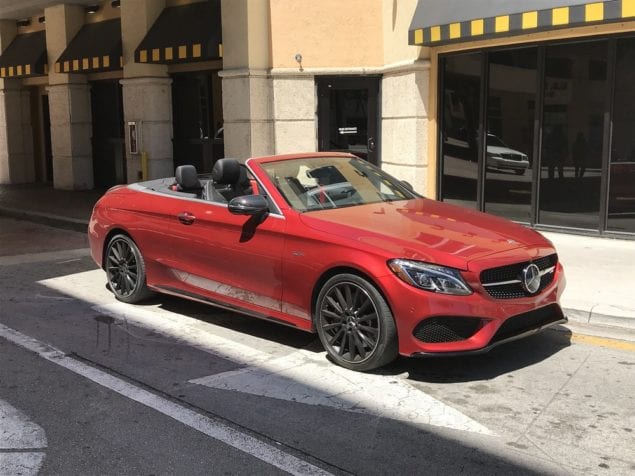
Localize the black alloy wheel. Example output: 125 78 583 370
105 234 152 303
316 274 397 371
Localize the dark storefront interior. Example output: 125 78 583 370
91 80 125 188
439 35 635 235
172 71 224 174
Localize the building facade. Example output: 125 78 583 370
0 0 633 237
410 0 635 237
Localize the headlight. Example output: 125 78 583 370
388 259 472 296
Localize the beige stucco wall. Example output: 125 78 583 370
269 0 383 69
382 0 424 65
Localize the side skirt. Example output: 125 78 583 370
151 284 313 332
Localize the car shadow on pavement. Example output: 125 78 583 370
143 294 321 351
144 292 572 381
379 326 572 383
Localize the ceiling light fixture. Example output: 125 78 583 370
38 16 45 24
86 5 100 14
16 18 31 27
111 0 121 8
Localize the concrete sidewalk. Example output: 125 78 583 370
0 183 103 230
544 232 635 331
1 182 634 334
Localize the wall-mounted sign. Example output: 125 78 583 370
338 127 358 135
127 121 140 155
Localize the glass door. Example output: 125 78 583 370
484 49 538 223
439 53 482 210
317 77 380 166
607 37 635 233
538 41 609 230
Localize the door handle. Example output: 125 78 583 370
177 212 196 225
368 137 376 152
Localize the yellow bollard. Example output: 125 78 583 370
141 151 149 181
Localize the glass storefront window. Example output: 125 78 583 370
538 41 608 230
440 53 482 209
608 38 635 233
485 49 537 223
439 38 635 237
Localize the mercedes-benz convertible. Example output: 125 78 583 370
88 153 566 371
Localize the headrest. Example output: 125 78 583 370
175 165 200 189
212 158 241 185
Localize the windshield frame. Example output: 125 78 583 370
259 155 417 213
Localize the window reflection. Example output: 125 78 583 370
608 38 635 233
441 53 482 209
485 49 537 223
538 41 608 230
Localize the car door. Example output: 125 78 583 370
167 197 286 316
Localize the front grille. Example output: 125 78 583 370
480 254 558 299
413 317 482 343
501 153 523 161
491 304 564 343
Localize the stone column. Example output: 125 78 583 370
271 74 316 154
0 20 36 184
0 80 35 184
120 77 173 180
121 0 172 181
381 61 430 195
47 83 93 189
45 3 93 190
220 0 274 159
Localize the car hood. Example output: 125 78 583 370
298 198 550 270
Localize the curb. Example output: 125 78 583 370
0 206 89 233
564 307 635 332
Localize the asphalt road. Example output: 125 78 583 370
1 216 634 475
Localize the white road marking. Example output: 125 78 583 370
190 351 494 435
41 274 493 435
0 323 333 476
0 398 47 476
93 302 493 435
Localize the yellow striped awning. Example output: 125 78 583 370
134 0 222 65
55 19 122 74
409 0 635 46
0 31 46 79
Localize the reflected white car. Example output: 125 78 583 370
486 135 529 175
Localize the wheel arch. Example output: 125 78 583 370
101 228 134 270
310 266 395 331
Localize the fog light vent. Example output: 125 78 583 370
413 317 482 343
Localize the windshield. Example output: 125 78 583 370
487 134 507 148
261 156 415 212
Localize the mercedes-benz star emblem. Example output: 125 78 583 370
522 263 541 294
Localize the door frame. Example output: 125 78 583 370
316 76 381 166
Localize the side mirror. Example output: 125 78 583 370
228 195 269 216
400 180 414 192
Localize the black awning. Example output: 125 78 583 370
134 0 222 64
409 0 630 46
0 31 47 78
55 19 122 73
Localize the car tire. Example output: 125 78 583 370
315 273 398 371
105 234 153 304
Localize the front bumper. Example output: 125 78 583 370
377 259 566 357
411 307 567 357
487 157 529 171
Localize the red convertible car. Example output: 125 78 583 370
88 153 566 371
